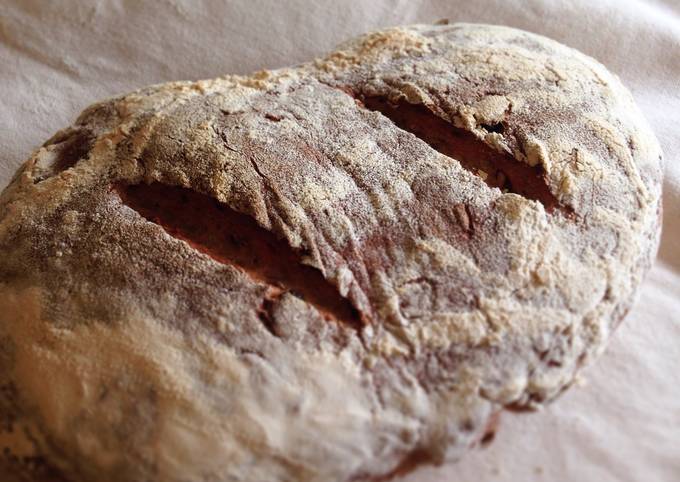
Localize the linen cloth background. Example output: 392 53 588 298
1 1 678 481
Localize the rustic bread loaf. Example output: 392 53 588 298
0 23 662 482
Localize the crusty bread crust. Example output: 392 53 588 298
0 23 662 482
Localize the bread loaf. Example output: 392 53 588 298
0 23 662 482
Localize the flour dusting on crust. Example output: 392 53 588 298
0 23 662 482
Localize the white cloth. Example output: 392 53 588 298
1 1 678 481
